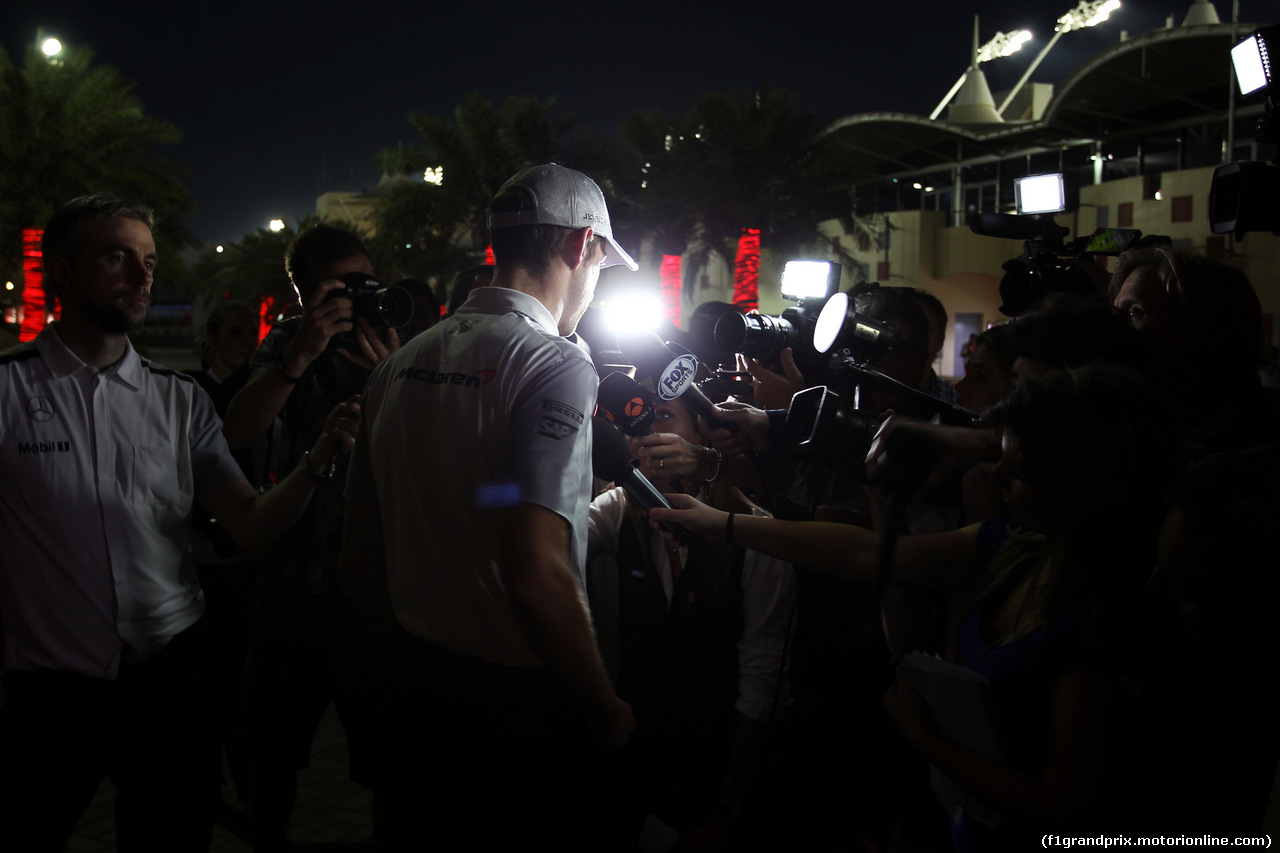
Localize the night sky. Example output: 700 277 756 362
0 0 1257 245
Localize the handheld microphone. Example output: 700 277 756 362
596 372 656 436
591 416 690 541
617 331 727 429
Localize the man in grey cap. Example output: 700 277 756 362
339 164 636 846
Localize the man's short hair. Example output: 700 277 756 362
853 287 931 364
488 185 601 276
908 288 948 330
42 195 155 263
1110 247 1264 373
284 224 369 300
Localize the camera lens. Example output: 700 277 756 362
377 286 415 329
713 312 797 359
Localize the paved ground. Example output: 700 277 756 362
67 703 374 852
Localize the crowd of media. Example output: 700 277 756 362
185 223 1280 850
2 163 1279 853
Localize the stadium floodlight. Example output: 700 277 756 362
977 29 1034 63
931 25 1034 120
997 0 1122 117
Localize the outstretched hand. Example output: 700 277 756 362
305 395 361 480
738 347 805 410
703 401 770 456
632 432 710 482
648 493 728 544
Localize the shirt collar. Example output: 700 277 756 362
460 286 560 335
36 324 145 390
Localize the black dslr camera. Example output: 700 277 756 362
327 272 415 331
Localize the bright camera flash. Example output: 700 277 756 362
603 293 661 335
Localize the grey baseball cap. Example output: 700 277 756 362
487 163 638 271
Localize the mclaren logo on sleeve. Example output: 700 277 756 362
537 399 583 440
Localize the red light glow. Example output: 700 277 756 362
19 228 53 342
660 254 682 329
732 228 760 313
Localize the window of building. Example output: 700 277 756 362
1172 195 1193 222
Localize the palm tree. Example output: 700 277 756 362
190 219 314 307
0 42 193 283
374 93 575 258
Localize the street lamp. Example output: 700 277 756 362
269 219 285 232
41 37 62 58
997 0 1122 116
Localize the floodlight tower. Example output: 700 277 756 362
931 19 1033 120
996 0 1122 117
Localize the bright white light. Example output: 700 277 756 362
813 292 849 354
924 186 934 193
977 29 1033 63
781 261 835 300
423 166 443 185
1016 173 1067 214
41 38 62 57
215 245 224 253
4 281 14 290
269 219 285 232
1232 35 1270 97
912 182 923 189
1058 0 1121 33
1154 190 1163 200
602 293 661 335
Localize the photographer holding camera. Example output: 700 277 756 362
222 223 401 849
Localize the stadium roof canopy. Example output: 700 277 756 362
820 22 1264 182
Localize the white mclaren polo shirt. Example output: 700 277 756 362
357 287 597 668
0 325 244 679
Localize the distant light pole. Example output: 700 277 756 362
997 0 1122 116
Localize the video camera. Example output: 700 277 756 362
968 172 1146 316
1210 24 1280 238
711 260 842 376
